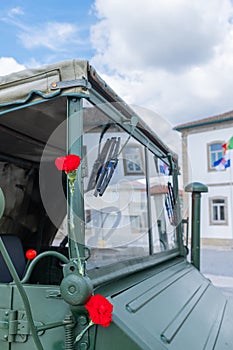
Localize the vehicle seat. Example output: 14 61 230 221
0 234 26 283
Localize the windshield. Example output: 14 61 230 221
82 101 178 269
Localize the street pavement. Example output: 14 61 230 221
200 246 233 298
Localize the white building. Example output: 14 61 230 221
175 111 233 247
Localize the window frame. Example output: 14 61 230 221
122 144 144 175
78 91 182 277
209 196 228 225
207 141 224 172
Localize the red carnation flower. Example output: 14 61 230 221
85 294 113 327
55 154 81 173
55 154 82 194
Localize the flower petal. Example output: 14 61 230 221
55 154 81 172
85 294 113 327
55 156 66 170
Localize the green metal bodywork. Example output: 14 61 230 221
0 60 232 350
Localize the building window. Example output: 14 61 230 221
207 142 224 171
209 197 228 225
123 144 144 175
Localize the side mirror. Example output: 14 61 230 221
0 188 5 220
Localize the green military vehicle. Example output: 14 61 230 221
0 60 232 349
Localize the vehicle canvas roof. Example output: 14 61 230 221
0 59 176 163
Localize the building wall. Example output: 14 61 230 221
186 126 233 243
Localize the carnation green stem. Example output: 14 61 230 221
68 175 84 276
69 179 75 195
67 171 76 194
75 321 94 343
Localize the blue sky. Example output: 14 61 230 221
1 0 233 127
0 1 96 65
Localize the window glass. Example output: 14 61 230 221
220 206 225 221
147 150 178 252
83 102 149 268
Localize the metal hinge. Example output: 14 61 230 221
0 309 42 343
50 78 91 91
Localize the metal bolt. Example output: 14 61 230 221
79 341 88 350
68 285 76 294
5 311 8 316
4 335 8 340
78 315 87 326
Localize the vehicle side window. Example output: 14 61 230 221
147 151 178 252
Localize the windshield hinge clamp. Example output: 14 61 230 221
50 78 92 91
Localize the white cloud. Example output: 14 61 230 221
90 0 233 125
8 7 24 18
18 22 82 51
91 0 231 71
0 57 25 76
1 8 83 52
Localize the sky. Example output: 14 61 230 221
1 0 233 127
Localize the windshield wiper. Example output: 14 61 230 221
165 182 176 225
94 137 121 197
86 138 112 192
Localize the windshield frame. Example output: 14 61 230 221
66 93 183 277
